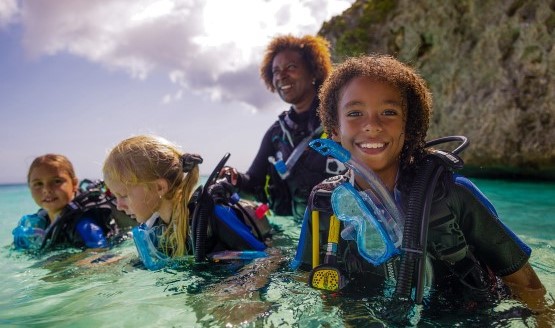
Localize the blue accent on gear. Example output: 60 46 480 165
291 208 310 270
213 205 266 251
76 217 108 248
132 223 169 271
454 175 531 256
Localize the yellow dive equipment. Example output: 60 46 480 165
309 215 347 291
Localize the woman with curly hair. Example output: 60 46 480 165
220 34 346 221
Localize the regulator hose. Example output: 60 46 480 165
192 153 230 262
394 136 468 303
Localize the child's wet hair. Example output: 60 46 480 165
27 154 77 184
260 34 332 92
318 54 433 175
103 135 200 257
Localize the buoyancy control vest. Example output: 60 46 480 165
295 172 519 304
294 138 526 305
191 153 273 264
13 179 133 251
293 174 397 280
265 110 346 219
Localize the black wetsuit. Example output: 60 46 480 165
293 171 531 303
237 100 344 220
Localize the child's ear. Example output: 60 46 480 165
72 178 79 193
154 178 169 198
330 129 341 142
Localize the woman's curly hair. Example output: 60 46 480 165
318 54 433 188
260 34 332 92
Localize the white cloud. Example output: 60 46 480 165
0 0 18 28
17 0 354 111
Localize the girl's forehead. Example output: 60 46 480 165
30 164 71 179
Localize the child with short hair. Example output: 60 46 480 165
13 154 120 250
102 135 271 270
293 55 551 321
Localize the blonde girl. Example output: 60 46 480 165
103 135 202 258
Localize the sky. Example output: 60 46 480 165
0 0 354 184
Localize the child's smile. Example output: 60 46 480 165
28 165 77 220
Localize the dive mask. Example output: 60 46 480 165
12 213 48 250
132 221 169 271
332 183 402 266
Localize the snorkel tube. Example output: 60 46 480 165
393 136 468 307
191 152 230 262
309 139 403 225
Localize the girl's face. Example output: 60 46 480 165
332 77 406 189
28 165 77 219
272 49 316 112
107 179 161 224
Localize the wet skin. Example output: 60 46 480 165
331 77 406 191
271 49 316 114
107 180 161 224
29 165 77 220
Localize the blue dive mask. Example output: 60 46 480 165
12 213 48 250
310 139 405 266
132 223 169 271
332 183 402 266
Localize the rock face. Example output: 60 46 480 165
320 0 555 179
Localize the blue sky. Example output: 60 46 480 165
0 0 353 184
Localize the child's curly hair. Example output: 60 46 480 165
260 34 332 92
318 54 433 187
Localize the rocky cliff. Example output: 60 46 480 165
320 0 555 179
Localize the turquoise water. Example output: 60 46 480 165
0 179 553 327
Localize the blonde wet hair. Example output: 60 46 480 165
102 135 200 257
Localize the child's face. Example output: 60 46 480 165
107 180 160 224
332 77 406 185
28 165 77 219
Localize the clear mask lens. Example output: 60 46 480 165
332 183 400 266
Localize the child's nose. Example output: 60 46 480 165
363 115 383 133
43 183 54 193
116 199 126 211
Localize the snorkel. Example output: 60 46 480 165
310 139 405 269
309 139 404 225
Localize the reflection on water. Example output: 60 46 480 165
0 180 553 327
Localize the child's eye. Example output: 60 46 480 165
383 109 399 116
31 182 43 188
346 111 362 117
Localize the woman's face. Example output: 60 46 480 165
107 180 161 224
271 49 316 112
29 165 77 219
332 77 406 189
